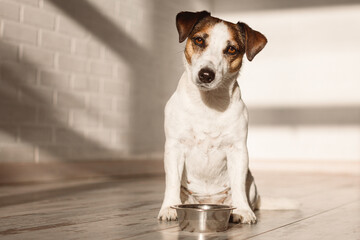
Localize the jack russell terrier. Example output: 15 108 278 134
158 11 295 224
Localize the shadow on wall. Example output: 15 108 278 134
0 0 204 166
0 40 113 161
45 0 204 154
2 0 358 167
48 0 157 155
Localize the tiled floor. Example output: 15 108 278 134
0 172 359 240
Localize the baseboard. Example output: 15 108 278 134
1 158 358 185
250 159 360 175
0 159 164 185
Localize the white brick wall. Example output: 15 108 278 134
23 6 56 29
41 31 72 52
0 0 211 162
3 21 38 44
0 1 20 21
22 46 55 66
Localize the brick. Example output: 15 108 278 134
0 79 19 103
101 113 118 128
23 6 55 29
114 130 129 146
114 59 132 79
59 17 86 38
0 42 19 61
20 126 52 143
74 40 100 58
0 62 37 85
57 91 86 108
19 87 54 106
116 99 130 112
102 112 128 128
0 1 20 21
104 48 118 61
38 107 69 125
118 1 137 19
103 80 120 95
103 80 129 96
86 129 111 144
41 31 72 52
90 61 113 77
43 0 61 13
14 0 39 6
58 55 88 73
3 21 38 44
0 125 17 143
0 103 36 123
40 71 70 89
72 75 99 92
88 0 116 14
22 46 55 66
55 128 84 144
89 96 113 110
72 110 99 127
0 144 34 162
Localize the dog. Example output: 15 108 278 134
158 11 268 224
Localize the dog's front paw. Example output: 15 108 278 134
232 208 256 224
158 206 177 221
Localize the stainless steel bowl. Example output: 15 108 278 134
171 204 236 232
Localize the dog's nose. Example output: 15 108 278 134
198 68 215 83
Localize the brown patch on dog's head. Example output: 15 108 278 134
176 10 267 88
223 21 246 73
176 11 221 64
176 11 267 65
176 11 211 43
184 17 221 64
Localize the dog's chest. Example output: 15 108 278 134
177 117 232 196
178 114 233 174
179 113 232 151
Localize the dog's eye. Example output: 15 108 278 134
226 46 237 55
194 37 205 46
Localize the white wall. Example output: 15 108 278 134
213 1 360 172
1 0 359 173
0 0 211 162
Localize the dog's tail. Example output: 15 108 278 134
255 196 300 210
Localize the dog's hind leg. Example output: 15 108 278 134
246 170 260 210
224 169 259 209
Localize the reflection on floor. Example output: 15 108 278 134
0 172 359 240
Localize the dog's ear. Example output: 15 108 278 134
237 22 267 61
176 11 211 43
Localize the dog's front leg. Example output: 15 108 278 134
158 139 185 221
227 144 256 224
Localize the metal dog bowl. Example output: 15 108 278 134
171 204 236 232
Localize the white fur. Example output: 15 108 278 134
159 22 256 224
188 23 236 90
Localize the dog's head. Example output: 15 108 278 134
176 11 267 91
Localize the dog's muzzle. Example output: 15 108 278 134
198 67 215 84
